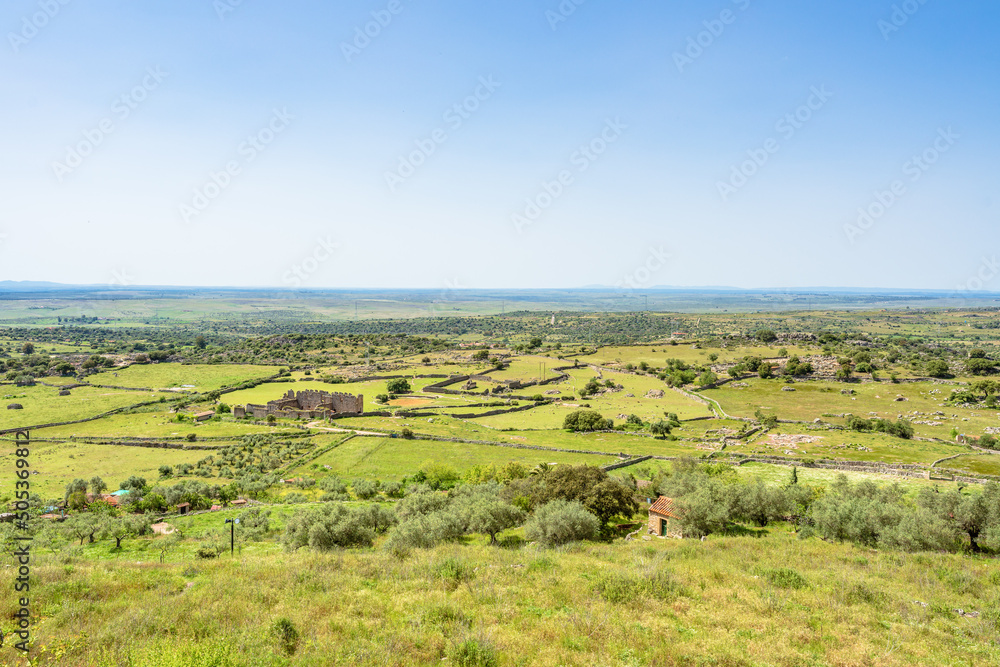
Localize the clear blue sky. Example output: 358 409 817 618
1 0 998 291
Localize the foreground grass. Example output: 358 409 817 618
2 530 998 666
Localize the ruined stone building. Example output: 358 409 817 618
235 389 363 420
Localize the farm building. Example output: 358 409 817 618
648 496 683 538
176 503 191 515
194 411 215 422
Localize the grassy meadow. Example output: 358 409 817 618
3 304 1000 665
2 526 998 666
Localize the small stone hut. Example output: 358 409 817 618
648 496 683 538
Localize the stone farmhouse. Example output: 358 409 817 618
648 496 683 538
234 389 363 420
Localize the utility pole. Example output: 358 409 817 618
225 518 238 556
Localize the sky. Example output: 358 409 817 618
1 0 998 291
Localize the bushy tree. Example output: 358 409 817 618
356 504 398 534
64 478 87 501
318 476 348 494
462 497 525 544
384 510 464 554
563 410 612 432
89 476 107 496
926 359 951 378
650 420 672 439
395 487 450 520
755 329 777 343
237 507 272 541
386 378 411 394
105 515 153 549
417 461 460 489
967 358 997 376
734 479 791 527
352 479 379 500
283 503 375 551
524 500 599 546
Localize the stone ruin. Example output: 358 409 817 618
242 389 363 420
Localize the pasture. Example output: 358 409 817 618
285 435 617 481
0 439 215 499
3 526 998 666
0 384 156 430
94 363 277 391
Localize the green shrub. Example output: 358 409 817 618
449 636 499 667
384 510 465 555
352 479 378 500
319 476 347 494
282 503 375 551
382 481 404 498
271 617 299 656
524 500 599 546
761 568 809 590
437 557 476 588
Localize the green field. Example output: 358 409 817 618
578 343 818 368
35 410 300 439
3 525 998 666
0 440 217 499
1 384 156 429
94 363 277 391
285 435 617 481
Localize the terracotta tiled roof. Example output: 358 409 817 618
649 496 680 518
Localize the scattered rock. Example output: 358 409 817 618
645 389 665 399
781 387 796 392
